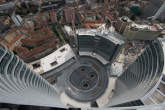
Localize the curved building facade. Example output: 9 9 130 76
0 46 63 108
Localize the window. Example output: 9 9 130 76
32 62 41 69
60 48 66 52
51 61 58 66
